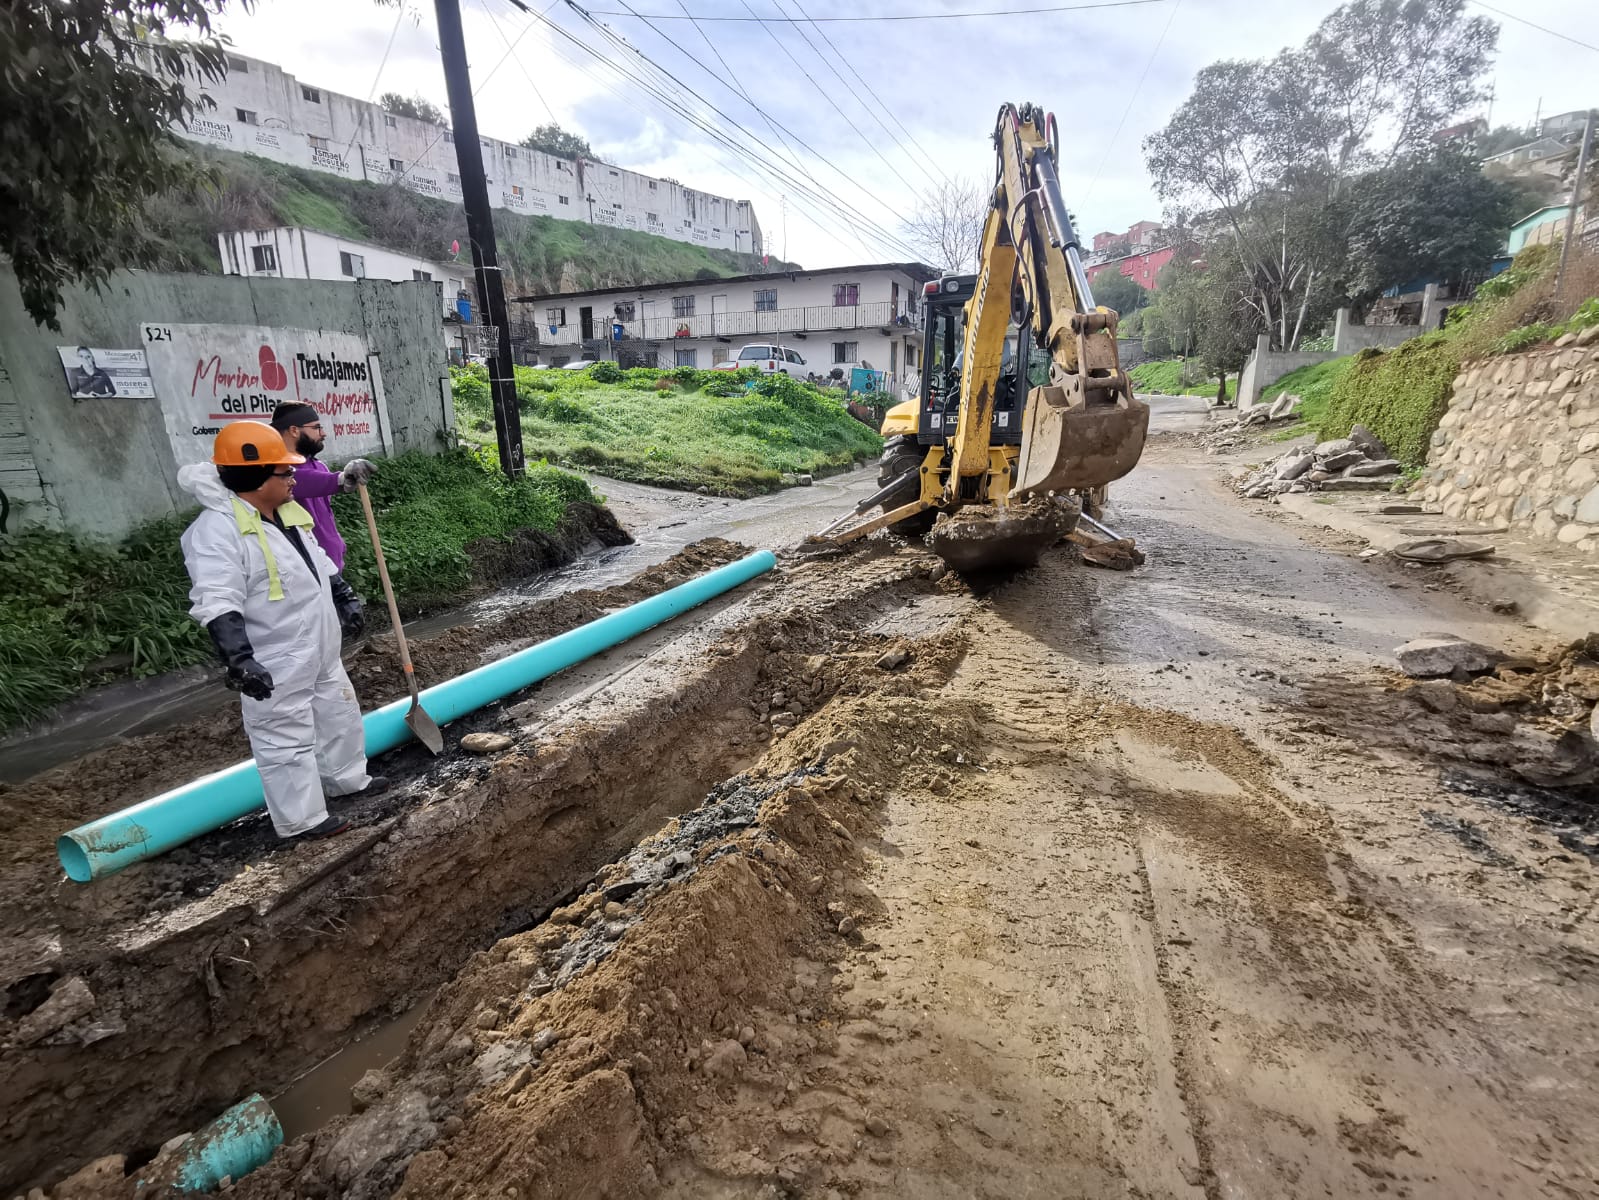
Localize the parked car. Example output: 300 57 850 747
560 359 599 370
712 343 809 378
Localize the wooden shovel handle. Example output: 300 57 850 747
357 482 421 702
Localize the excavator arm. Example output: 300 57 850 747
815 102 1148 567
949 101 1148 503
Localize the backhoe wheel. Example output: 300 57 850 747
877 435 936 536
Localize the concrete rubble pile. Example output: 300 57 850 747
1197 392 1304 454
1235 422 1406 500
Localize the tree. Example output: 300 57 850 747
1090 271 1151 317
1098 238 1133 260
380 92 446 126
1142 0 1498 351
901 176 987 273
519 123 593 160
0 0 229 328
1347 150 1522 296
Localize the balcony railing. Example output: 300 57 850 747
533 300 918 346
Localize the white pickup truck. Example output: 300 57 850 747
711 343 810 378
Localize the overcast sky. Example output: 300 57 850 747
216 0 1596 269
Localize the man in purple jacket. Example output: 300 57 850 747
269 402 377 571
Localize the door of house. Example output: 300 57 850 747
579 306 594 341
711 293 727 337
640 299 657 338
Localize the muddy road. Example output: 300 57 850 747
6 408 1598 1198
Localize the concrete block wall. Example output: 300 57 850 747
1421 328 1599 552
0 268 452 539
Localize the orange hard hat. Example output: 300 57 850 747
212 421 305 467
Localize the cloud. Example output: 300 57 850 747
217 0 1597 269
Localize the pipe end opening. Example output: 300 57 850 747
57 837 93 883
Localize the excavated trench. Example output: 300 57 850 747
3 540 953 1196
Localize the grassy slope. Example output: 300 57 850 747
139 145 796 295
1128 359 1221 397
453 366 882 496
1260 357 1355 440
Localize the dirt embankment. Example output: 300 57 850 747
0 538 751 946
2 539 954 1197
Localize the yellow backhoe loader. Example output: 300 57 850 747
816 102 1149 570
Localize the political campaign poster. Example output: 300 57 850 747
140 323 387 466
56 346 155 399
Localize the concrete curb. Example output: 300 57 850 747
1276 493 1599 643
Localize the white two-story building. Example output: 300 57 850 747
171 50 762 256
518 262 937 394
218 226 476 357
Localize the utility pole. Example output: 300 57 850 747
1554 110 1595 300
434 0 524 480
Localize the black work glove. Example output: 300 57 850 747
205 612 274 701
337 458 377 493
329 574 365 639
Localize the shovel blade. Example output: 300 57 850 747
405 702 445 755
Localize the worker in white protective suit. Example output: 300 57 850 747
178 421 388 840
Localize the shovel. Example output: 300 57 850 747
356 482 444 755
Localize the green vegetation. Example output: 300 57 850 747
138 145 793 295
1260 357 1355 437
1128 359 1221 397
0 451 593 732
452 364 882 495
1315 244 1594 466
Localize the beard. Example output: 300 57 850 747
296 432 323 458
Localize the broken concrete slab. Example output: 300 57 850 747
1320 477 1398 491
1321 449 1368 472
1275 452 1314 480
1348 423 1390 459
1345 459 1403 478
11 977 95 1048
1314 438 1356 458
1395 636 1499 678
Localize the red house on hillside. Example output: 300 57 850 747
1087 245 1176 292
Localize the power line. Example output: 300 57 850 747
340 2 408 164
491 0 884 259
733 0 924 194
535 0 928 255
478 0 556 122
786 0 952 187
1466 0 1599 55
763 0 942 188
588 0 1168 19
1084 0 1180 199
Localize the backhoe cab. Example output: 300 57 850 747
818 102 1149 570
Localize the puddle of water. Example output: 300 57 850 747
270 995 433 1142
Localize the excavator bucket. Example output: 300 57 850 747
1010 384 1150 499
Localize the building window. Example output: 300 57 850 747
675 348 698 368
308 134 329 150
614 301 636 321
512 185 524 197
648 180 657 190
546 307 567 326
646 212 659 223
340 251 365 278
226 54 247 72
612 202 621 210
506 146 518 158
832 341 857 363
443 130 453 143
754 288 777 312
250 244 277 272
412 269 432 282
389 157 405 171
384 114 397 127
712 346 731 365
301 86 321 103
609 169 619 177
558 195 570 205
832 283 859 307
235 108 257 125
672 295 695 318
447 173 461 185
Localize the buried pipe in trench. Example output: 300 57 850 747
56 550 779 883
137 1093 284 1193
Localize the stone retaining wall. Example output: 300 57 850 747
1422 328 1599 552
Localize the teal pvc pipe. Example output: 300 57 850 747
58 550 777 882
135 1094 283 1192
